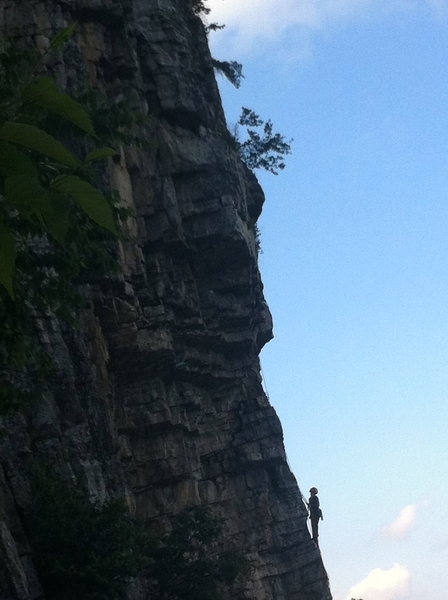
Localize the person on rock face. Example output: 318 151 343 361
308 487 323 545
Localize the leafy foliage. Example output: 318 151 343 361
191 0 210 16
28 467 150 600
148 506 248 600
205 22 225 34
237 107 292 174
252 223 262 254
0 35 118 297
76 87 157 151
212 59 244 89
196 3 292 173
28 468 248 600
23 75 95 135
0 30 124 415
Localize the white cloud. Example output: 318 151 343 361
207 0 370 51
208 0 371 31
431 535 448 552
427 0 448 18
346 564 411 600
206 0 448 55
382 504 417 539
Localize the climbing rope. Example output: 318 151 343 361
260 360 270 401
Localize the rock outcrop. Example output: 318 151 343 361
0 1 332 598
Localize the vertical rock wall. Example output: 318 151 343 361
0 1 332 598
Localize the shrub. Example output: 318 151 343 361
212 59 244 88
27 468 248 600
148 506 249 600
28 468 150 600
237 107 292 175
191 0 210 16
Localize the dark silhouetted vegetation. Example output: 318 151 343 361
237 107 292 174
149 506 248 600
212 59 244 88
28 467 149 600
28 467 249 600
191 0 210 16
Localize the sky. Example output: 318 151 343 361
206 1 448 599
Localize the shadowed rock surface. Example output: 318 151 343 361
0 1 332 598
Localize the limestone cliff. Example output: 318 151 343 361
0 1 332 598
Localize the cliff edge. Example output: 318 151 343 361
0 1 332 598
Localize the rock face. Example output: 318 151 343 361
0 1 332 599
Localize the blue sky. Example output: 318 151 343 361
207 1 448 599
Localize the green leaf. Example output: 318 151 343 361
5 177 74 244
40 191 72 245
52 175 117 234
4 175 47 212
0 122 80 167
23 77 95 136
50 24 77 50
0 221 16 298
84 147 118 163
0 142 38 177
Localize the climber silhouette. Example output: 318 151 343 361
308 487 323 545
